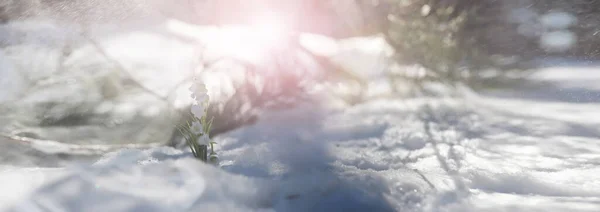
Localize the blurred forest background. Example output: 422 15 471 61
0 0 596 165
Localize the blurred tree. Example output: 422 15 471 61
348 0 546 91
375 0 600 73
378 0 488 86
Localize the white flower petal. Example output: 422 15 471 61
190 81 207 93
190 82 209 103
191 104 205 119
197 94 209 104
190 121 203 134
197 134 211 145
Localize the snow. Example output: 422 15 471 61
0 51 26 102
4 78 600 211
1 19 600 212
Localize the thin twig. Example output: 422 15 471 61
1 133 163 156
80 30 200 146
413 168 437 190
420 105 468 194
80 32 170 103
400 151 437 190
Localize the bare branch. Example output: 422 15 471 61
1 133 163 156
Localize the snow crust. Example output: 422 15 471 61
4 76 600 211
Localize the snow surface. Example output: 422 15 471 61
1 20 600 212
3 66 600 211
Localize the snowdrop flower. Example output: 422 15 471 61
190 79 209 103
186 74 217 164
197 134 211 146
191 103 206 120
190 79 209 119
190 121 203 135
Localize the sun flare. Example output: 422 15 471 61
211 11 291 64
166 10 293 64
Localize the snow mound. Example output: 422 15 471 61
10 148 274 212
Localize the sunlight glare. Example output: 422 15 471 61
214 11 290 64
166 11 292 65
250 12 288 47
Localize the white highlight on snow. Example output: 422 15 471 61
0 51 27 102
329 35 395 80
540 30 577 52
0 167 66 212
540 12 577 30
